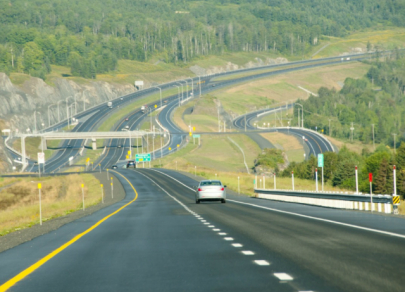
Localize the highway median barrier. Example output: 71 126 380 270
254 188 394 214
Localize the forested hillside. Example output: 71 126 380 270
0 0 405 79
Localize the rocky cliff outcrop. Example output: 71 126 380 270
0 73 135 133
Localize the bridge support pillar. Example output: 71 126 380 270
41 137 47 150
92 138 97 150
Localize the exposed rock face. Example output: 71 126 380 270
0 73 135 133
189 57 288 76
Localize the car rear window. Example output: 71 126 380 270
200 181 221 186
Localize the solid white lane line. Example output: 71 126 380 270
224 237 234 241
152 169 405 240
218 232 227 236
232 243 243 247
241 251 255 255
227 199 405 239
274 273 293 281
254 260 270 266
213 229 221 231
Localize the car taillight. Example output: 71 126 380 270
198 188 202 191
220 187 224 191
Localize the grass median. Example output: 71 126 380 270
0 174 102 236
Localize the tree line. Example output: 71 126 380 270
1 0 405 79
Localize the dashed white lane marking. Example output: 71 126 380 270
208 225 215 228
213 229 220 231
232 243 243 247
204 223 210 225
151 169 405 240
200 220 206 222
241 251 254 255
274 273 294 281
224 237 234 241
254 260 270 266
218 232 227 236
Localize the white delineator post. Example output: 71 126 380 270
369 173 373 212
292 171 295 191
355 166 359 194
38 183 42 226
81 184 85 211
263 175 265 189
393 165 397 196
238 177 240 194
321 166 324 192
101 184 104 204
315 168 318 192
274 173 276 190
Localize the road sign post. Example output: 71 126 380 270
318 154 324 191
81 184 85 211
355 166 359 194
315 168 318 192
38 183 42 226
369 173 373 212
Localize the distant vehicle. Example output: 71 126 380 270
195 180 226 204
107 101 112 108
111 165 118 169
141 105 147 112
212 84 216 87
125 117 129 121
346 57 351 61
125 125 129 129
118 145 122 148
127 160 136 168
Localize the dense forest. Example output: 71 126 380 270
1 0 405 79
300 53 405 147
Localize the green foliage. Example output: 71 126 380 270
300 55 405 146
255 148 284 169
0 0 405 78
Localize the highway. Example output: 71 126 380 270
1 169 404 291
232 107 335 156
8 52 376 172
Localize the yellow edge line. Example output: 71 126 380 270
0 170 137 292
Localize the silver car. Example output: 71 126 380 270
195 180 226 204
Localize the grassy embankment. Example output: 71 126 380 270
0 174 102 236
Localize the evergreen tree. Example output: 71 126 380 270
375 158 388 194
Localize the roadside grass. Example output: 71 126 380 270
157 134 260 173
311 28 405 59
327 136 376 154
214 62 371 116
0 174 102 236
260 132 305 163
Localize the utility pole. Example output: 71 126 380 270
371 124 375 150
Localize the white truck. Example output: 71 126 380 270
107 101 112 108
141 105 147 112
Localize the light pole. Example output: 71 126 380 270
198 76 202 97
153 86 162 108
176 82 184 104
57 100 66 123
296 103 304 128
187 77 194 96
48 104 56 127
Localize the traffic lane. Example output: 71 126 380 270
157 168 405 235
5 170 292 292
0 170 134 289
146 168 405 292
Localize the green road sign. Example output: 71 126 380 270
193 134 200 138
318 154 324 168
135 153 151 162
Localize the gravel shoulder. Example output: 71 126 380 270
0 172 126 253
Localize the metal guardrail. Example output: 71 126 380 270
254 188 394 213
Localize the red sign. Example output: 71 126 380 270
369 173 373 182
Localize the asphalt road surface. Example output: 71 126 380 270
1 169 404 292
